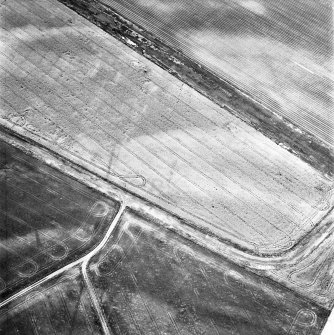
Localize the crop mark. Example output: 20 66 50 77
82 259 111 335
198 265 241 331
119 288 144 335
4 179 85 227
26 291 57 335
288 242 334 298
3 182 107 256
53 272 95 335
288 309 317 334
91 201 109 218
314 186 334 211
2 42 314 248
0 201 125 309
95 245 125 277
96 223 142 276
166 311 181 335
0 241 39 278
73 201 110 242
65 282 84 335
11 230 68 262
3 98 146 189
8 150 101 204
3 208 69 261
170 247 224 335
129 272 163 335
0 278 5 294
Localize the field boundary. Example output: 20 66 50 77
56 0 334 177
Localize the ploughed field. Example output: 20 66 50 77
1 0 333 255
100 0 334 147
0 1 334 334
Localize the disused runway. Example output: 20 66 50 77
0 0 333 334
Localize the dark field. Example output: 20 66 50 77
86 209 329 335
0 137 330 334
0 139 120 300
0 266 104 334
0 200 330 334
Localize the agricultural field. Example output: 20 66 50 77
0 139 120 300
0 197 330 335
99 0 334 147
1 0 333 255
86 209 329 335
0 121 333 334
0 0 333 334
0 266 104 334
